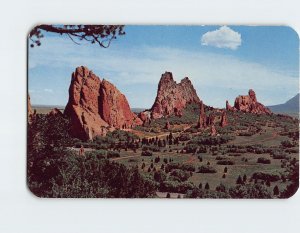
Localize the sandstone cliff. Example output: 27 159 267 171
149 72 200 119
64 66 142 140
227 89 271 114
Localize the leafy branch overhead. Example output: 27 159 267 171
29 25 125 48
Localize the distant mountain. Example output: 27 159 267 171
268 94 299 117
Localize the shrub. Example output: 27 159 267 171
197 165 217 173
85 150 107 159
236 175 244 185
215 156 227 160
170 169 192 182
281 140 294 148
154 156 160 163
273 185 280 196
178 133 191 141
184 144 198 153
142 145 160 152
257 157 271 164
205 183 210 190
272 151 289 159
107 150 120 159
216 160 234 165
252 172 281 182
141 151 153 156
229 184 271 198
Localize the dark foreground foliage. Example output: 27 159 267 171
27 114 156 198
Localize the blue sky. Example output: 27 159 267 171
28 25 299 108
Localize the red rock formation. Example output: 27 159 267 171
48 108 64 117
99 79 142 129
164 121 171 130
207 113 215 126
28 95 36 123
220 111 228 127
150 72 200 119
28 95 33 116
210 124 217 136
226 100 235 111
139 111 151 126
64 66 142 140
233 89 271 114
197 100 207 129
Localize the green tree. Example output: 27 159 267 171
205 182 210 190
273 185 280 196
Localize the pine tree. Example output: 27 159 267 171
273 185 280 196
205 182 210 190
236 175 243 185
243 174 247 183
199 183 202 189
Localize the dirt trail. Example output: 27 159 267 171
183 155 197 164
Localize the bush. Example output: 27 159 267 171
154 156 160 163
197 165 217 173
178 133 191 141
170 169 192 182
216 160 234 165
257 157 271 164
184 144 198 153
252 172 281 182
272 151 289 159
215 156 227 160
141 151 153 156
281 140 294 148
85 150 106 159
142 145 160 152
273 185 280 196
107 150 120 159
229 184 271 198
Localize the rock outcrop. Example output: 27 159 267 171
99 79 142 129
164 121 171 130
207 113 215 126
28 95 33 116
197 100 207 129
226 100 235 111
48 108 64 117
227 89 271 114
139 111 151 126
149 72 200 119
210 124 217 136
28 95 36 123
64 66 142 140
220 111 228 127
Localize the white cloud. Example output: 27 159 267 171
44 89 53 93
201 26 242 50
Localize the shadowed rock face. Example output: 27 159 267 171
150 72 201 119
198 100 207 129
28 95 34 123
28 95 33 116
220 111 228 127
227 89 271 114
64 66 142 140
